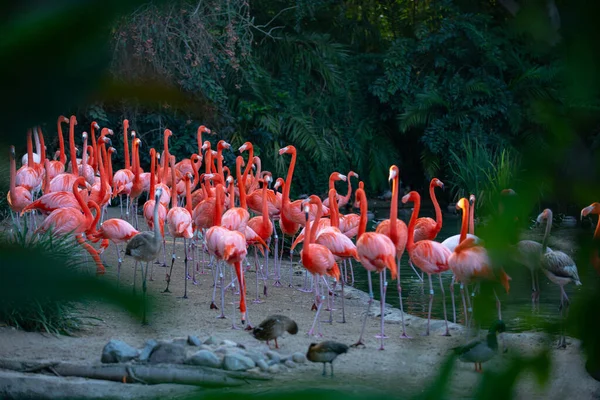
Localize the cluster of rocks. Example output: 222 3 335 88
101 335 307 374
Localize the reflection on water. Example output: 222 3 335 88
347 204 585 333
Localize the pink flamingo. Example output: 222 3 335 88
15 129 42 193
7 146 32 229
351 187 397 350
45 116 69 180
143 148 168 270
164 156 193 298
300 195 341 337
112 120 134 219
402 190 452 336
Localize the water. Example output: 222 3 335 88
347 203 585 333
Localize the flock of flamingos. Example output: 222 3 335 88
6 115 599 351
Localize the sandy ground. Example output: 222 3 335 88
0 207 599 399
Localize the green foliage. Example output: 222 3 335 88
446 138 523 214
0 226 155 334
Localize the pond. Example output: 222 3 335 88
345 200 588 333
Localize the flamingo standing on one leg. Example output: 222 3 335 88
350 187 397 350
402 190 452 337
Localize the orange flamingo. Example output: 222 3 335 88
221 156 250 233
129 137 144 228
7 146 32 229
49 116 80 193
351 187 397 349
88 211 139 284
581 202 600 274
35 177 105 274
89 134 112 224
205 184 251 329
247 177 274 300
78 132 95 185
300 195 341 337
402 190 452 336
323 171 359 208
164 156 193 298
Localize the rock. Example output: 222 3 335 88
284 360 296 369
222 354 256 371
246 367 262 375
187 335 202 346
199 345 214 351
186 350 222 368
203 336 218 345
101 340 139 364
171 337 188 346
268 359 279 366
268 364 282 374
148 343 187 364
256 359 269 372
220 339 238 347
245 350 266 363
138 340 158 362
266 351 280 363
292 352 307 363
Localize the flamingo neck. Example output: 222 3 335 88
228 180 235 208
204 145 212 177
459 201 469 244
123 121 130 170
389 173 399 244
236 158 247 209
69 117 77 174
27 130 34 166
90 123 98 172
310 199 322 241
57 118 66 165
89 201 101 234
81 135 88 170
9 152 16 198
542 210 553 252
430 181 442 235
185 178 192 214
342 174 353 203
261 181 268 226
469 199 475 235
133 141 140 184
594 214 600 240
149 150 156 195
73 179 91 223
197 128 203 157
97 143 106 198
357 190 367 239
329 189 339 228
152 191 161 240
242 145 254 183
249 158 261 193
406 193 421 253
107 150 114 187
214 185 224 226
43 160 51 194
283 148 296 203
38 128 46 163
170 157 177 207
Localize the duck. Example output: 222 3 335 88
454 320 506 372
250 315 298 348
306 341 349 377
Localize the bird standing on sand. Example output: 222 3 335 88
454 320 506 372
306 341 349 377
250 315 298 348
125 187 163 324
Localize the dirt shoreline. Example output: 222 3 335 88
0 210 598 399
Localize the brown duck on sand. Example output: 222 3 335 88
250 315 298 348
306 341 349 377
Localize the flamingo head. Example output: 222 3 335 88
226 175 234 184
199 125 212 134
388 165 399 182
9 146 15 159
211 150 217 157
202 140 210 151
165 129 173 138
218 140 231 151
278 145 295 156
536 208 553 225
581 203 600 219
185 172 193 181
82 132 88 141
274 178 283 190
60 115 69 124
70 115 78 125
93 122 100 130
239 141 252 153
432 178 444 190
349 171 359 179
135 138 142 148
456 198 469 213
191 154 201 163
131 131 136 139
108 147 116 155
154 186 163 199
469 194 476 205
401 191 418 204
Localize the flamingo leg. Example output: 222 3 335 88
423 273 433 336
132 261 138 294
273 227 281 286
396 256 410 338
115 243 122 287
450 276 457 324
308 277 325 337
253 247 263 304
288 241 295 288
209 261 219 310
349 259 355 286
351 271 374 347
182 237 188 299
460 283 468 328
409 259 424 282
338 277 346 323
218 266 226 319
141 261 149 325
265 236 270 280
439 274 451 336
125 195 130 221
376 271 387 350
163 238 177 293
119 195 124 219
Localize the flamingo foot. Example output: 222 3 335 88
231 323 240 330
441 331 451 337
244 324 253 332
163 288 171 293
217 313 226 319
186 274 192 280
299 288 313 293
375 334 389 339
311 303 318 311
350 341 365 348
210 302 218 310
400 333 412 339
192 278 198 285
273 280 282 287
252 298 264 304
